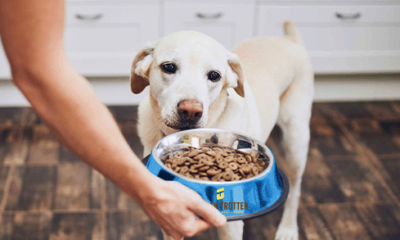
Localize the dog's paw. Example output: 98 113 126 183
275 224 298 240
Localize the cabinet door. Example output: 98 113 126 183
164 2 255 50
65 3 159 76
257 5 400 74
0 43 11 80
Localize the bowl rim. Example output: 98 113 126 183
151 128 276 184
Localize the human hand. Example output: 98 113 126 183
138 179 227 240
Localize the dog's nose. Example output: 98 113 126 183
177 100 203 122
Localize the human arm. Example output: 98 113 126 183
0 0 226 239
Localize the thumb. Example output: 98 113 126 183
189 196 227 227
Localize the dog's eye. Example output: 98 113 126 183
161 63 177 74
207 71 221 82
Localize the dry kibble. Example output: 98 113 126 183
206 168 221 176
202 147 211 152
175 152 184 158
220 151 228 157
193 164 203 169
162 146 268 181
228 162 238 171
223 171 233 181
245 155 252 163
242 165 252 174
194 154 208 160
203 160 215 166
232 174 240 181
188 150 201 157
213 173 224 181
206 151 217 157
176 158 187 165
180 166 189 174
189 158 198 164
184 172 192 178
216 155 225 163
251 167 259 176
199 166 210 171
225 156 235 163
218 161 229 169
237 157 247 164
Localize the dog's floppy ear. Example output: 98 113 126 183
226 52 245 98
130 41 157 94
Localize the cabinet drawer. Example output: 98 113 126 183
66 3 156 24
164 2 255 50
257 5 400 73
65 3 159 76
67 0 157 2
258 5 400 24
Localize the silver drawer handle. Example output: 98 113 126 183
196 12 223 19
75 13 103 21
335 12 361 19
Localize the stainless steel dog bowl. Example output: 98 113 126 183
142 128 289 221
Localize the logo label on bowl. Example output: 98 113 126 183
211 188 248 213
216 188 224 200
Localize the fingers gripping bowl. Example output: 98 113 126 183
143 128 289 221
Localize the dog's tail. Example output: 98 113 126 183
283 21 302 44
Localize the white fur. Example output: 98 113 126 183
133 22 314 240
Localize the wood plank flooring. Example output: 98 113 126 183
0 101 400 240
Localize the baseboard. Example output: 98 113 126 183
0 74 399 107
314 74 400 102
0 77 148 107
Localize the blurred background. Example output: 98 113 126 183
1 0 400 104
0 0 400 240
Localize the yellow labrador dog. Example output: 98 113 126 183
131 22 313 240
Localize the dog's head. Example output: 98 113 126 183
130 31 244 130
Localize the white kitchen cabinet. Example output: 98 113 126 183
163 1 255 50
1 0 400 106
65 2 160 76
257 4 400 74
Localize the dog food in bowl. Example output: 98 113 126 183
162 147 268 181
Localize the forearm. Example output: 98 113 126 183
13 61 157 203
0 0 158 204
0 1 226 238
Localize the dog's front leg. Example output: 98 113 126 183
275 108 311 240
217 220 244 240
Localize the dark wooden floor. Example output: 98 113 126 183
1 101 400 240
